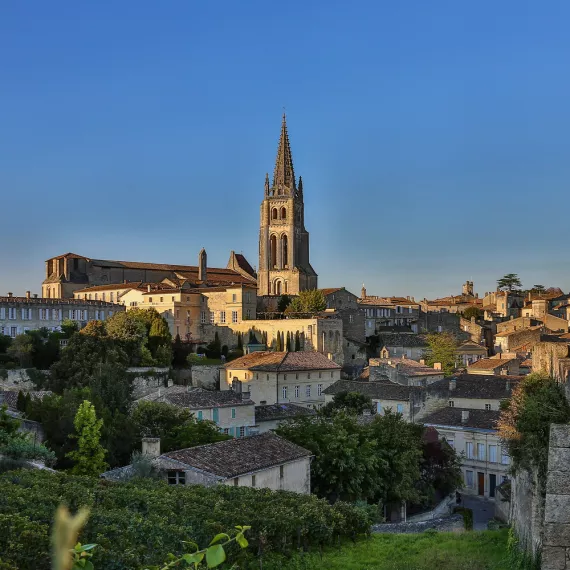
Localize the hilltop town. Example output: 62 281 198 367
2 117 569 570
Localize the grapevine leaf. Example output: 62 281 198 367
208 533 229 546
205 544 226 567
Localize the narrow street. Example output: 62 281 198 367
461 495 496 530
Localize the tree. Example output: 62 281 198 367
294 331 301 352
286 331 292 352
80 320 107 338
497 273 522 292
423 333 458 376
60 319 79 338
105 312 148 365
321 391 375 416
531 284 546 294
284 290 327 318
462 306 482 320
16 391 27 413
172 334 189 368
497 372 570 491
0 333 12 354
277 295 292 313
67 400 108 476
148 316 172 363
237 333 243 351
205 332 222 359
130 400 229 453
276 331 283 351
26 328 61 369
276 413 380 503
7 334 33 367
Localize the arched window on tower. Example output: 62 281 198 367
271 208 278 220
275 280 282 296
281 207 287 220
270 234 277 268
282 235 288 268
284 281 289 293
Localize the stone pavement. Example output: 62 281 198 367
461 495 496 530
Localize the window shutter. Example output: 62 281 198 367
68 309 72 319
28 308 32 320
0 308 5 319
59 309 63 321
21 308 25 320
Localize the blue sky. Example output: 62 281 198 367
1 1 569 299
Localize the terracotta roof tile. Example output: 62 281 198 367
226 351 341 372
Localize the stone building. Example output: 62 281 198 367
222 351 341 408
482 291 524 319
420 281 481 314
42 249 256 299
136 386 256 438
257 115 317 297
359 290 420 336
467 356 520 376
531 335 570 382
254 403 316 433
494 326 544 354
0 292 124 337
376 333 427 361
456 340 488 366
103 433 313 494
369 356 444 386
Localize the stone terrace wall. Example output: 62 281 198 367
542 424 570 569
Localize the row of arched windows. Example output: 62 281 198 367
272 279 288 295
271 207 287 221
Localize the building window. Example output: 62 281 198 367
232 293 237 302
220 311 226 324
349 314 354 323
210 312 215 324
223 428 230 435
485 403 492 411
197 411 203 420
448 401 454 407
307 373 311 380
251 474 256 487
446 438 454 449
466 470 474 488
167 471 186 485
232 311 238 323
201 312 207 324
466 442 474 459
280 465 284 479
110 292 114 302
102 293 106 301
246 308 251 319
239 426 246 438
306 385 311 397
294 385 300 398
501 450 510 465
282 386 288 399
234 477 239 486
231 408 236 419
489 445 497 463
477 443 485 461
149 297 153 303
317 384 323 396
396 404 404 414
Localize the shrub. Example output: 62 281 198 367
453 506 473 530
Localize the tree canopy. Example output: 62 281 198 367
462 306 482 320
284 290 327 318
497 273 522 292
423 333 458 376
321 391 375 416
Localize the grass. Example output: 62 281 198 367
271 529 511 570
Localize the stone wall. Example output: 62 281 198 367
542 424 570 569
533 342 570 382
191 365 222 389
0 368 48 391
510 468 544 557
128 367 172 399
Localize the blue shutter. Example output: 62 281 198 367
228 427 235 437
213 408 219 422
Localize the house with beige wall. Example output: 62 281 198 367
223 351 341 408
136 386 256 438
467 356 520 376
369 356 444 386
102 433 312 494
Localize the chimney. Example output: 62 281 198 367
419 359 425 365
33 294 38 299
25 291 31 299
449 378 457 391
147 285 151 293
198 248 207 282
471 316 475 323
142 437 161 458
327 353 333 360
240 390 251 401
433 362 442 371
461 410 469 423
7 292 12 297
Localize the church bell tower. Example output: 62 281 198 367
258 115 318 297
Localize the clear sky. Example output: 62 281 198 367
1 1 569 299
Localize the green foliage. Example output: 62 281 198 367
237 332 243 351
60 319 80 338
321 391 375 417
277 294 292 313
497 273 522 292
205 332 222 359
0 334 12 354
172 334 190 368
423 333 459 376
67 400 108 476
498 372 570 492
462 306 482 320
506 527 541 570
285 290 327 318
0 470 370 570
453 507 473 530
130 400 229 453
294 331 301 352
16 390 27 412
0 405 23 445
276 330 283 351
7 334 33 367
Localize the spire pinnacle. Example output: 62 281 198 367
272 113 295 192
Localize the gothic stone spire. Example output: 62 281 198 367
272 113 296 193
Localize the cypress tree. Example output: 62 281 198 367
16 391 27 412
276 331 282 351
237 333 243 351
295 331 301 352
286 331 292 352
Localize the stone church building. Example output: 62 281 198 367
42 115 318 302
257 114 318 297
